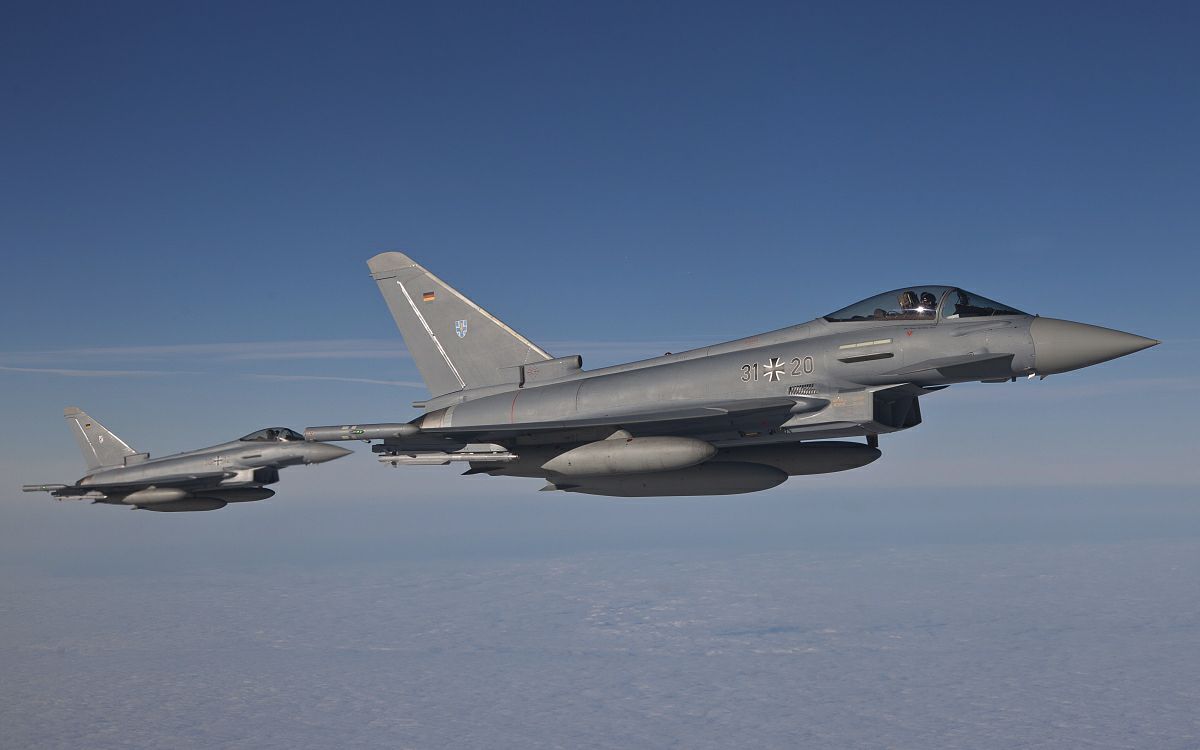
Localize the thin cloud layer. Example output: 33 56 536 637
0 365 185 378
1 339 409 362
247 373 426 388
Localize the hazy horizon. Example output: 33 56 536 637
3 1 1197 747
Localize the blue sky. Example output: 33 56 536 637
2 1 1197 513
3 5 1199 747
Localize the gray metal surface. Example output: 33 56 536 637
310 258 1159 498
65 407 139 470
1030 317 1158 374
368 251 551 395
24 412 351 512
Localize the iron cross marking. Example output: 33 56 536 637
764 357 785 382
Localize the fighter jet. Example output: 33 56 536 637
307 252 1159 497
23 408 352 511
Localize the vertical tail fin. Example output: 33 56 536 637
368 251 551 396
65 407 138 470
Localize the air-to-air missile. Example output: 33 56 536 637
23 409 350 511
302 252 1158 497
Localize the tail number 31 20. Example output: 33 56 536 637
741 356 814 382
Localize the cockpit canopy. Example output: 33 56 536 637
824 286 1027 323
239 427 306 442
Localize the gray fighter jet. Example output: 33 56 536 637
304 252 1159 497
24 409 351 511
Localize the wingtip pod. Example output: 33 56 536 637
304 423 420 442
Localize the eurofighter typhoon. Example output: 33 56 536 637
303 252 1158 496
24 410 351 511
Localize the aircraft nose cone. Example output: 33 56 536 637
304 442 354 463
1030 317 1159 375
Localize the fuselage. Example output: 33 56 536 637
22 421 353 511
416 312 1037 436
80 439 324 488
296 270 1162 497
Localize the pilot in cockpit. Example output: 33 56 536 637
919 291 938 312
239 427 306 442
898 290 919 315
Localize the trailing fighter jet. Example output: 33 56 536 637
305 252 1159 497
24 409 351 511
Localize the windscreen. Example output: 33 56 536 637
239 428 306 442
941 289 1026 319
824 286 953 322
